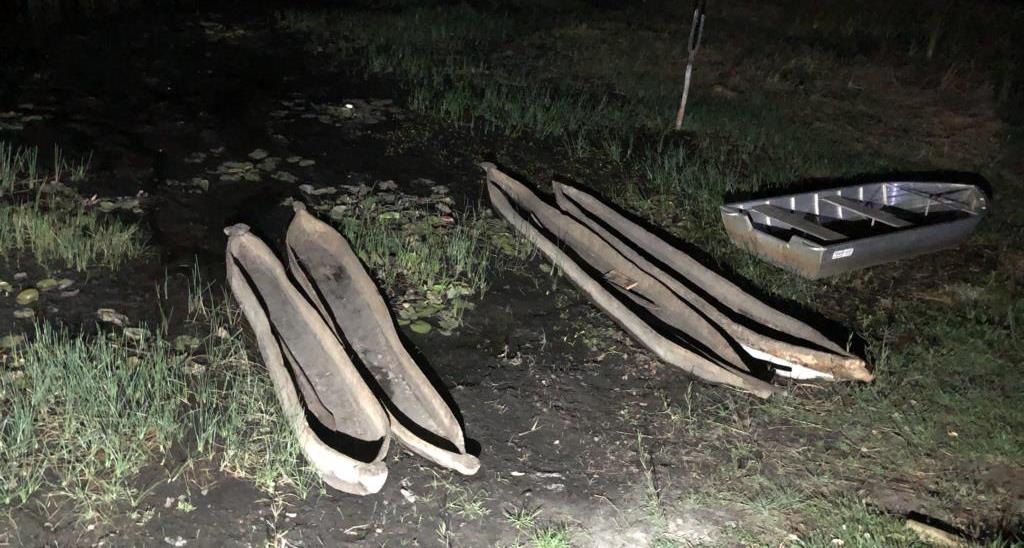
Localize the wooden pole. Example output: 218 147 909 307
674 0 706 130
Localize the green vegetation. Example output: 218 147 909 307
505 505 542 532
0 141 310 519
311 184 531 332
280 1 1022 542
0 268 315 521
429 472 490 520
529 525 573 548
335 195 491 297
504 506 574 548
0 205 145 272
0 142 145 272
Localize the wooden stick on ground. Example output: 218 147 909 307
674 0 706 130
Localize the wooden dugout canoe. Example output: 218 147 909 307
225 224 391 495
483 163 780 398
552 182 871 382
286 202 479 475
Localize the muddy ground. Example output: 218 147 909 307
1 2 1022 547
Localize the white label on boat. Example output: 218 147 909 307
831 248 854 259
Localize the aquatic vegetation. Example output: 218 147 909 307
0 106 49 133
270 94 405 129
293 178 494 334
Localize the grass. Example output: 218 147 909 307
1 325 183 516
337 201 491 300
327 190 531 332
530 525 573 548
504 506 574 548
0 142 145 272
0 267 316 521
277 0 1024 542
655 284 1024 541
0 142 40 197
0 205 145 272
429 472 490 520
506 505 542 532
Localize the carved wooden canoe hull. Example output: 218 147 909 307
484 164 780 398
553 182 871 382
225 224 391 495
286 203 479 475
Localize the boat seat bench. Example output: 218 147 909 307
820 195 912 228
748 204 847 241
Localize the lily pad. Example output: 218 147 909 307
174 335 202 352
124 327 148 342
0 334 24 349
213 161 260 182
272 171 298 183
329 205 348 221
438 315 461 332
413 303 443 317
0 281 11 294
15 289 39 306
248 148 269 160
96 308 128 326
257 157 280 172
57 278 75 290
409 320 432 334
36 278 59 291
13 308 35 319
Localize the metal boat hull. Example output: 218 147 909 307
720 182 987 278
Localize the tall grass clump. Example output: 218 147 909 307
0 142 145 272
0 205 145 271
0 268 318 520
0 325 187 518
0 142 41 197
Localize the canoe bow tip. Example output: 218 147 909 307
224 223 251 237
852 368 876 383
455 455 482 476
292 201 308 213
360 464 389 494
322 462 389 495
